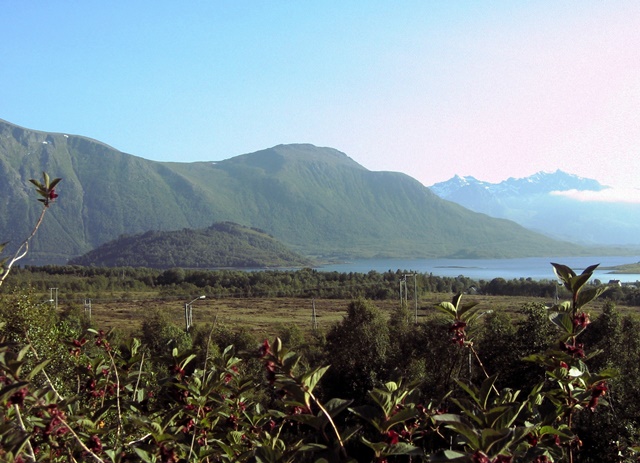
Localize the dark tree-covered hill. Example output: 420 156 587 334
68 222 313 269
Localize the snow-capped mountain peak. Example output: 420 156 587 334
428 170 639 246
431 170 605 198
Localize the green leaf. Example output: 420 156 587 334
455 380 480 406
133 447 154 462
576 286 608 310
0 431 31 458
360 436 389 453
16 344 31 362
570 272 592 295
383 381 399 392
25 359 52 381
548 312 574 334
297 443 327 452
301 365 330 393
590 368 618 381
480 427 512 453
289 413 324 430
349 404 381 429
445 421 480 449
428 449 468 462
273 337 283 354
581 263 600 276
433 413 466 424
368 389 397 418
551 262 576 287
28 178 44 189
384 408 420 431
451 293 463 311
538 425 573 439
486 402 526 429
180 354 197 369
212 438 236 457
228 430 244 444
435 302 456 318
0 381 29 402
549 301 572 312
340 424 363 444
323 397 353 418
458 302 480 320
48 177 62 190
478 375 498 410
462 309 486 326
75 418 97 428
104 449 118 462
434 413 481 447
383 442 423 456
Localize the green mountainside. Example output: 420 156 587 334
68 222 313 268
0 118 585 264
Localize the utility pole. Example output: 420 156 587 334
184 303 189 332
402 274 418 324
49 287 58 311
413 273 417 324
185 295 206 332
311 298 318 331
403 277 408 307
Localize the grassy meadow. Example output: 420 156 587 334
55 291 635 338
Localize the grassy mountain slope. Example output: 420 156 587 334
0 119 585 263
68 222 313 268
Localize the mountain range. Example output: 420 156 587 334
430 172 640 246
0 118 598 264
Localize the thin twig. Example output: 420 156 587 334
203 319 217 373
56 415 105 463
469 345 499 395
188 408 200 460
126 433 152 447
191 319 218 461
100 368 110 409
0 206 47 288
106 349 124 444
25 341 105 462
27 343 64 401
133 351 145 400
306 387 345 451
13 404 37 462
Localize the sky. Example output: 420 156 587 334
2 1 640 202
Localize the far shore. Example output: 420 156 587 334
603 262 640 274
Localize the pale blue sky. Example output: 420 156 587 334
2 1 640 199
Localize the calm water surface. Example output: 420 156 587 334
316 256 640 283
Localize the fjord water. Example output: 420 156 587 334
317 256 640 283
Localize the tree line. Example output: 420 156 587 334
7 264 640 306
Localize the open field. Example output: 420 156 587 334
65 292 638 338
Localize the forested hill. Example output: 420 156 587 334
68 222 313 269
0 118 585 263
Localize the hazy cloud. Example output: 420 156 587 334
551 188 640 204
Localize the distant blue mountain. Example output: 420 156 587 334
430 170 640 246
